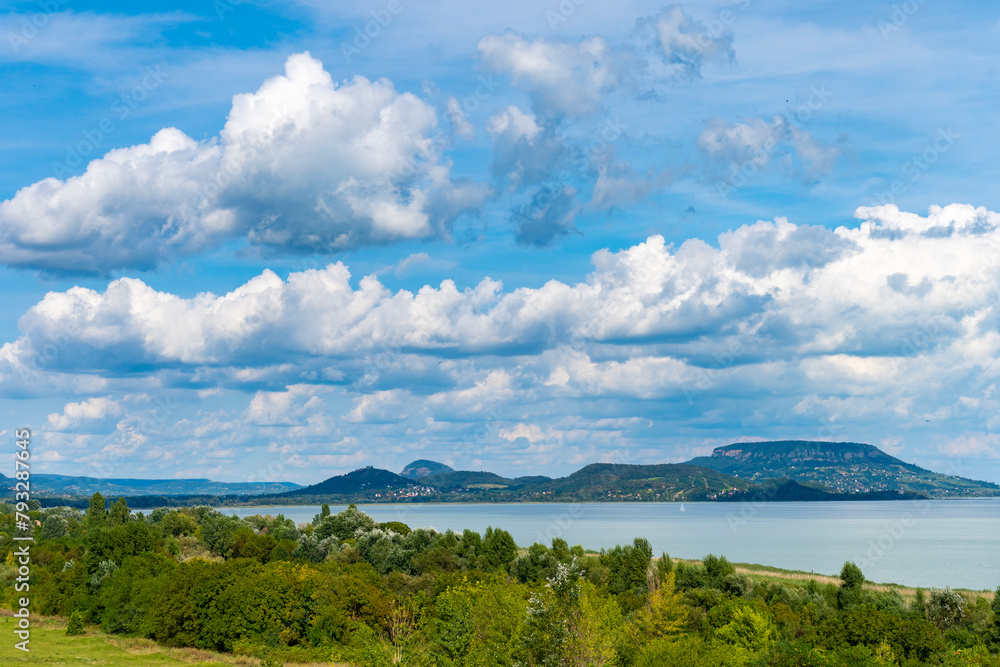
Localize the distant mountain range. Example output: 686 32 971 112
9 440 999 506
270 440 998 504
2 473 300 497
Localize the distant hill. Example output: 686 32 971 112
512 475 552 486
546 463 754 501
400 460 455 479
266 462 754 502
422 470 523 491
686 441 1000 496
282 466 413 496
724 478 927 502
26 439 998 506
13 474 300 497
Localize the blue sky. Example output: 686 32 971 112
2 0 1000 484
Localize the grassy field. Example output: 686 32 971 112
0 615 347 667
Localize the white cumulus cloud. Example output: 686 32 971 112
47 396 122 430
0 52 488 274
477 32 618 118
8 203 1000 476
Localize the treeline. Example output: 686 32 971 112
35 493 269 509
2 494 999 666
718 479 930 503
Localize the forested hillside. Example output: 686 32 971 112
2 496 999 665
688 441 1000 496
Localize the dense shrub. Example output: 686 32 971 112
66 611 85 636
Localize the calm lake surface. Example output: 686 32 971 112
220 499 1000 590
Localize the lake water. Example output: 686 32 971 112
219 499 1000 591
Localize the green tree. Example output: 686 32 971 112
601 537 653 612
715 606 774 653
838 561 865 608
85 520 154 573
912 588 926 619
927 587 965 630
990 584 1000 647
377 521 411 536
199 512 245 558
482 526 518 572
41 514 68 540
840 561 865 589
312 503 331 526
655 552 673 583
109 498 131 526
628 571 687 645
704 553 736 586
232 531 278 563
520 562 581 665
318 506 376 541
66 610 85 636
161 511 198 537
87 493 107 529
565 582 625 666
513 542 555 583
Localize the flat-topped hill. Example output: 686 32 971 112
686 440 998 496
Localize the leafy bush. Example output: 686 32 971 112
928 588 966 630
66 611 85 636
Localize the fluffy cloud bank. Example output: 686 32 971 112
10 202 1000 478
0 53 487 274
7 204 1000 385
